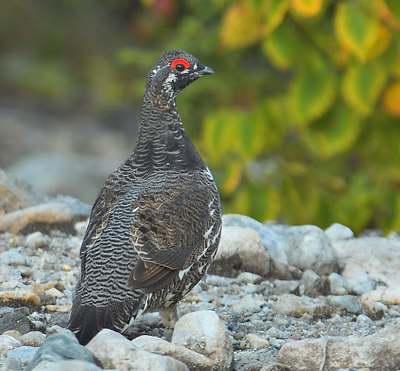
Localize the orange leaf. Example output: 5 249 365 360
383 82 400 116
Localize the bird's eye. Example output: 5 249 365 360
171 58 191 72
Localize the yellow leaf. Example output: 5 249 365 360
342 62 387 116
291 0 324 18
366 25 392 60
221 161 243 195
289 66 337 126
262 0 290 34
383 82 400 116
220 1 262 49
334 2 380 61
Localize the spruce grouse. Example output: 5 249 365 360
68 50 222 345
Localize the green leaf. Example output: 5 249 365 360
304 103 362 158
262 21 301 70
334 2 379 61
342 62 387 116
288 66 337 126
262 0 290 34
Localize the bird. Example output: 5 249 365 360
67 50 222 345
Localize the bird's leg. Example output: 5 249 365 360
159 306 178 329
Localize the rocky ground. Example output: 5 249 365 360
1 170 400 370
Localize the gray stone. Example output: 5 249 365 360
31 360 102 371
233 349 277 371
0 307 30 334
325 223 354 241
362 300 387 320
299 270 324 297
132 335 213 371
4 346 38 370
20 331 46 347
230 294 266 315
327 295 362 314
26 331 96 371
0 334 21 356
273 294 331 318
87 329 188 370
271 280 299 295
328 273 349 295
278 319 400 370
348 276 377 296
210 226 270 277
172 310 233 370
223 215 339 276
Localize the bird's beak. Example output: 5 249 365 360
197 64 214 76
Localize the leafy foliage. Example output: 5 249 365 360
1 0 400 232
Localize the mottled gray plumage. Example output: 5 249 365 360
68 50 221 345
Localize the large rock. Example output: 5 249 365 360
278 319 400 370
26 330 96 371
0 334 21 356
0 169 45 213
31 360 102 371
171 310 233 370
87 329 188 370
0 307 30 334
222 215 338 277
0 169 90 234
333 236 400 298
210 226 270 277
4 346 38 370
132 335 214 371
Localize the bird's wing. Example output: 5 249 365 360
79 173 125 280
128 178 218 292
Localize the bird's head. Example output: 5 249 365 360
146 50 214 104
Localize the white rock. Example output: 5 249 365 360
230 294 266 315
26 232 49 249
273 294 331 318
212 226 270 277
0 334 21 356
20 331 46 347
237 272 263 284
333 236 400 298
244 334 269 349
278 319 400 370
325 223 354 241
87 329 188 370
0 250 27 266
132 335 213 371
172 310 233 370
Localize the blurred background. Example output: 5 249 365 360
0 0 399 233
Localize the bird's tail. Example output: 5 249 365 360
67 303 117 345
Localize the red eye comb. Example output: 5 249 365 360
171 58 191 70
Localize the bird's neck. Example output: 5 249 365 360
131 93 204 172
